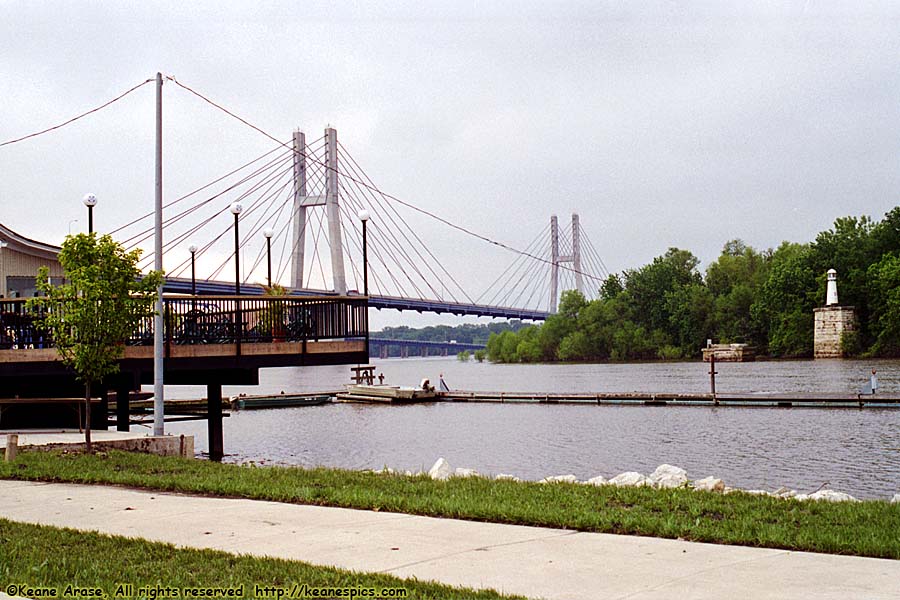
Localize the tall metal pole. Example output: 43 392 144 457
550 215 559 313
152 72 165 436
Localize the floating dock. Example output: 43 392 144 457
336 384 437 404
439 390 900 408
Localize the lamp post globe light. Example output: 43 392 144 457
358 209 370 297
188 244 198 296
82 193 98 233
230 203 243 296
263 228 274 288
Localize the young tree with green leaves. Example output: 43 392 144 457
28 234 163 452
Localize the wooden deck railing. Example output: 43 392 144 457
0 295 368 350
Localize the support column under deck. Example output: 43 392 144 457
116 384 130 432
207 383 223 462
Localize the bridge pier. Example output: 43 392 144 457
207 383 224 462
115 383 130 432
380 345 388 359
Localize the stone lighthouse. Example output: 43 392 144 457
813 269 857 358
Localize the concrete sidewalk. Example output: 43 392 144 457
0 480 897 600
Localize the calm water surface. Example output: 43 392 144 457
160 358 900 498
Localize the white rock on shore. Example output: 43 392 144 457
796 490 858 503
586 475 608 486
428 457 452 480
692 476 725 493
609 472 650 487
541 474 578 484
892 493 900 504
454 467 480 478
649 464 688 489
495 473 521 482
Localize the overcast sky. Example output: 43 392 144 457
1 1 898 329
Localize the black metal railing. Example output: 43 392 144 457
0 296 368 350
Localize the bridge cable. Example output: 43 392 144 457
166 75 600 288
0 78 154 148
123 149 294 251
339 143 473 303
205 173 296 281
478 225 549 306
338 179 443 300
109 142 294 237
337 190 422 297
485 228 549 307
338 164 455 300
139 156 296 273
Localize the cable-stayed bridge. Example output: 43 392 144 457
6 77 610 321
113 124 607 320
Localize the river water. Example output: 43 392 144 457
159 358 900 499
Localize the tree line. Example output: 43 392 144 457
376 321 527 345
487 208 900 362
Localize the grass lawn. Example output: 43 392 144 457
1 450 898 559
0 518 520 599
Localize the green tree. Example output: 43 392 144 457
473 349 486 362
557 330 592 361
599 274 624 301
457 350 471 362
866 253 900 357
624 248 702 335
28 234 163 452
665 282 714 355
750 242 816 357
514 326 543 362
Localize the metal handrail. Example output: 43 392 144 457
0 296 368 349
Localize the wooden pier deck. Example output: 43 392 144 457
438 390 900 408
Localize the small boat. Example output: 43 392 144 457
230 393 332 410
335 384 437 404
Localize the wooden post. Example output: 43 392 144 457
207 383 224 462
4 434 18 462
709 354 718 405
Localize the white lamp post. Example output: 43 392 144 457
263 228 274 288
82 193 98 233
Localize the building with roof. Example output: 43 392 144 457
0 223 64 297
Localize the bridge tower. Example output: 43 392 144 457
549 213 582 313
290 127 347 294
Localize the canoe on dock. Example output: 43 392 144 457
230 393 333 410
336 384 437 404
